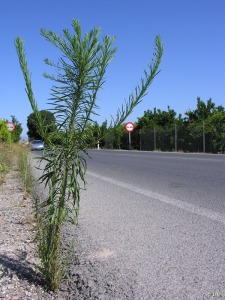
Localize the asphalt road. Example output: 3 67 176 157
86 150 225 218
31 150 225 299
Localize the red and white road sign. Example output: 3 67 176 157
125 122 135 132
7 122 15 133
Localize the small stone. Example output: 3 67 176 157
25 290 32 296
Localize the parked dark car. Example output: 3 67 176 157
31 140 44 151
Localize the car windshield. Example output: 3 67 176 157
32 140 42 144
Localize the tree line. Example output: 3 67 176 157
26 97 225 154
1 97 224 153
90 97 225 153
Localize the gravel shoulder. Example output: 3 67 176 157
0 167 59 300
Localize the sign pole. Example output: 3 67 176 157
128 132 131 150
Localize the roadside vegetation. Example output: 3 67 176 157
0 114 29 189
0 144 11 185
0 143 32 192
0 120 11 144
15 19 163 290
0 142 29 184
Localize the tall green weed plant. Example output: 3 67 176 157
15 19 163 290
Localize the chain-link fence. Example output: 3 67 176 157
102 121 225 153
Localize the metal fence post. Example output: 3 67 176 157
175 124 177 152
203 120 205 153
139 129 142 151
154 127 156 151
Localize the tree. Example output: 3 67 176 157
10 115 23 142
27 110 55 140
0 119 10 143
136 106 181 151
206 108 225 153
183 98 225 153
15 19 163 290
185 97 215 121
99 120 108 148
137 106 178 129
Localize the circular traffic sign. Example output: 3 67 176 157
125 122 135 132
7 122 16 133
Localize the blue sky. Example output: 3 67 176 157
1 0 225 139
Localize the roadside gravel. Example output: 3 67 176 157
0 167 60 300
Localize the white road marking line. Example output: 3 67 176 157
87 170 225 225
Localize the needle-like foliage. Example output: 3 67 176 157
15 19 163 290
